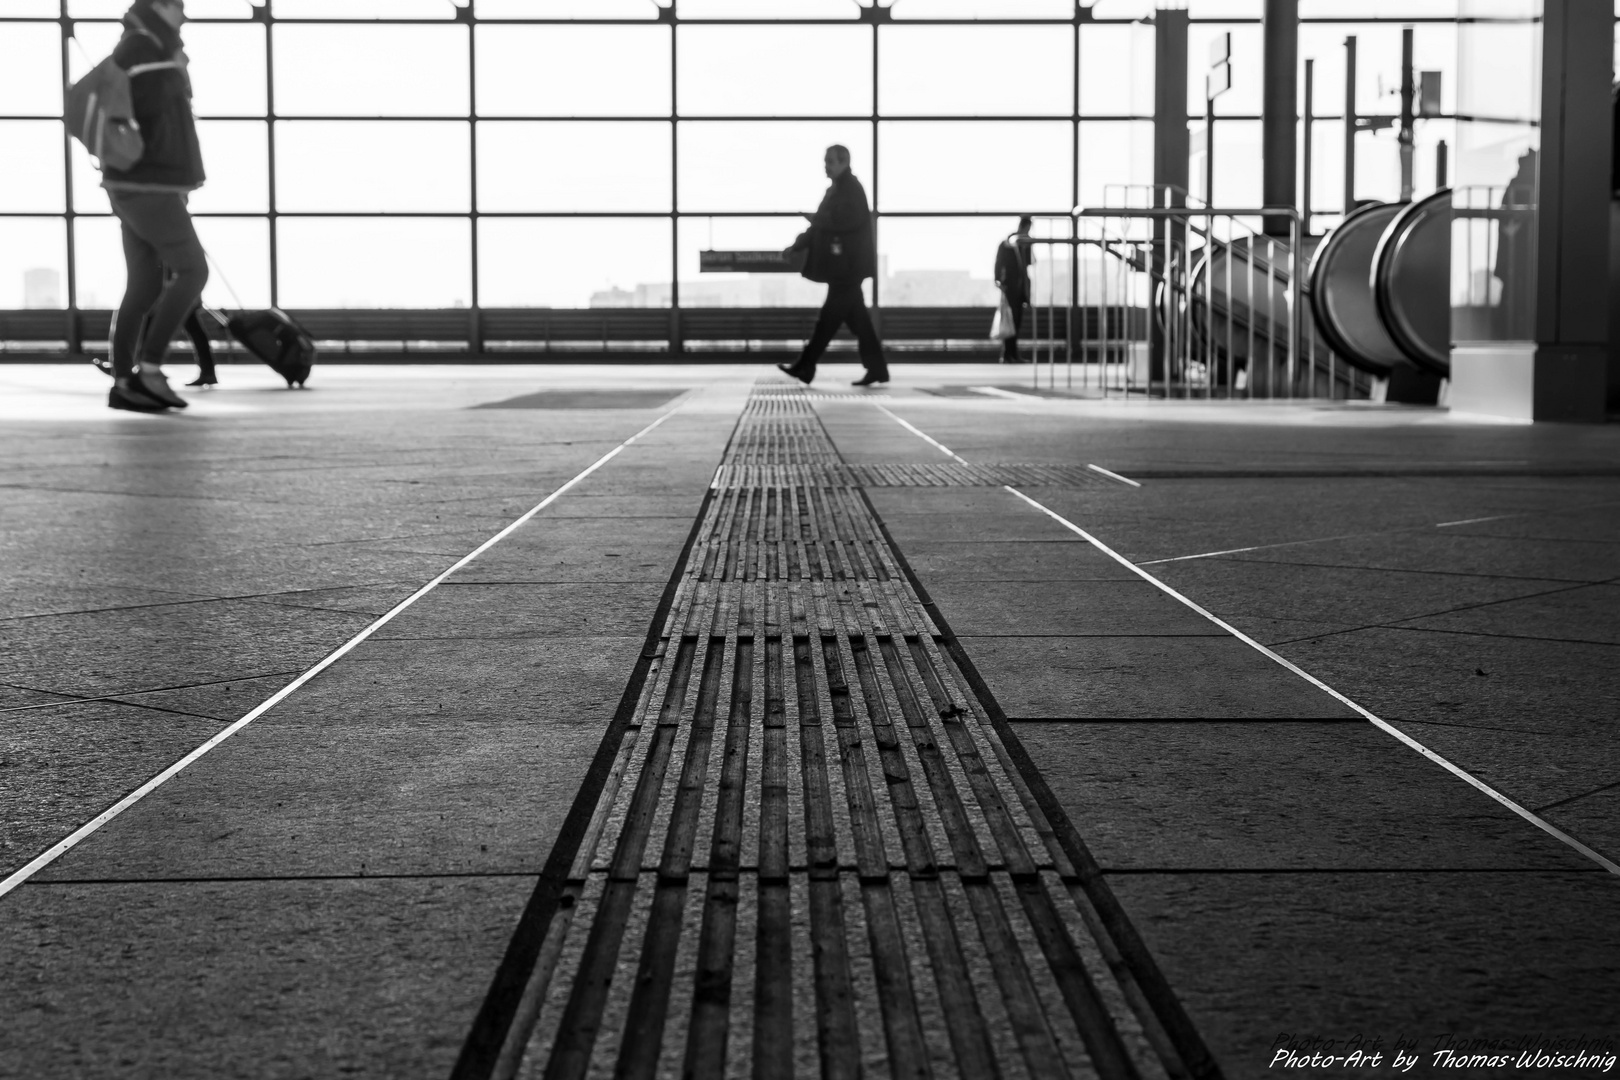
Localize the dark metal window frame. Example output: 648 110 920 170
0 2 1476 354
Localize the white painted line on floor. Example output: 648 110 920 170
1434 515 1514 528
1001 485 1620 878
1086 463 1141 488
0 406 685 904
874 404 966 462
1140 513 1525 565
872 404 1618 877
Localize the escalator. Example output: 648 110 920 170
1173 190 1452 402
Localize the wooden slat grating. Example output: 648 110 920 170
500 393 1192 1080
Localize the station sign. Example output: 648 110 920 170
699 250 798 273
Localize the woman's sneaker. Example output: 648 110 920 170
109 378 171 412
132 366 188 409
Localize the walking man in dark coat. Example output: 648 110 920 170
777 145 889 387
994 216 1035 363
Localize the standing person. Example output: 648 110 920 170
777 145 889 387
103 0 207 412
994 216 1035 363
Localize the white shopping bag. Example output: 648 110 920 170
991 295 1016 340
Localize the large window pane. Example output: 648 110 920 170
1298 24 1456 120
1077 121 1152 208
676 216 832 307
277 218 471 307
71 215 124 310
478 122 670 211
66 23 122 83
880 26 1073 116
879 121 1072 211
876 216 1015 307
0 218 67 310
1 122 66 213
70 217 271 312
276 121 470 212
187 122 270 213
476 0 661 16
69 0 255 15
3 1 61 15
187 23 267 117
1198 118 1262 205
272 0 458 16
679 26 871 117
195 217 271 309
70 139 116 214
677 121 872 212
1079 23 1154 117
274 25 469 117
476 26 670 117
0 22 63 117
480 218 671 308
890 0 1076 16
677 0 860 19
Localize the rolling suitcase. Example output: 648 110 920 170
226 308 316 388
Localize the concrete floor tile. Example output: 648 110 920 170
0 702 220 880
0 876 530 1079
1238 530 1620 583
1394 583 1620 645
235 582 418 618
891 539 1136 582
959 635 1357 719
872 511 1080 544
0 599 376 700
928 579 1224 636
451 528 692 583
1392 720 1620 813
1540 786 1620 865
277 635 643 725
0 583 206 622
1108 871 1620 1075
38 712 607 880
1016 721 1590 870
373 581 664 640
1151 557 1568 635
1271 627 1620 730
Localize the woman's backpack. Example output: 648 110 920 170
65 35 175 172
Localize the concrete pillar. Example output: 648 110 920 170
1151 8 1189 383
1450 0 1612 422
1153 8 1189 199
1261 0 1297 236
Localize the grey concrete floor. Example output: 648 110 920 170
1 362 1617 1077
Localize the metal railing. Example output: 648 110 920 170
1020 186 1366 400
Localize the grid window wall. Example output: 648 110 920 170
0 0 1477 341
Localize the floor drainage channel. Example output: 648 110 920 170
462 392 1219 1080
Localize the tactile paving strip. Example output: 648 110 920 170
495 393 1211 1080
712 461 1115 489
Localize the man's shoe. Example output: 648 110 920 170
776 363 813 385
132 366 188 409
185 371 218 388
851 372 889 387
109 380 171 413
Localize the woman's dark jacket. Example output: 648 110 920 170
793 172 876 286
102 13 205 192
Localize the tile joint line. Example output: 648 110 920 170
0 405 686 904
869 402 1618 878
